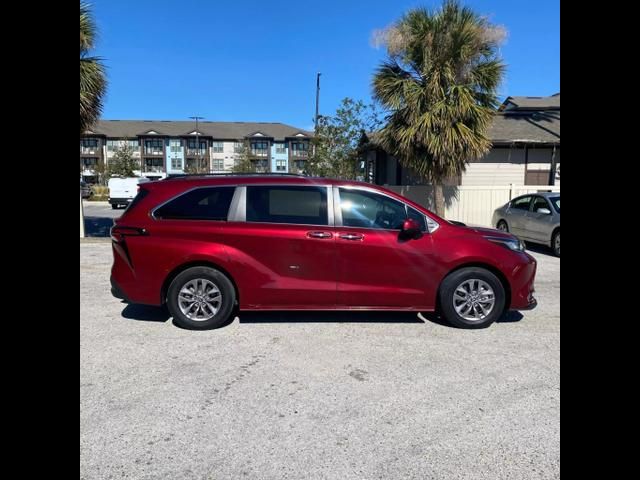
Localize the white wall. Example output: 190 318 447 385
461 163 526 186
388 184 560 227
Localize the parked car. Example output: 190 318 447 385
80 180 92 199
110 175 537 330
108 177 150 209
492 192 560 256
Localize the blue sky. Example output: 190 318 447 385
91 0 559 130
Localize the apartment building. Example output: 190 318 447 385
80 120 313 183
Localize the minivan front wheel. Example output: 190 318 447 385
439 267 506 329
167 266 236 330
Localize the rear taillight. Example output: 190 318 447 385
110 226 148 243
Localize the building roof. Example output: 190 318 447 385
85 120 313 140
363 95 560 147
499 93 560 111
489 110 560 145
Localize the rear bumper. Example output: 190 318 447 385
110 276 130 302
109 197 133 205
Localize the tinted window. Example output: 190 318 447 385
407 206 427 232
340 188 407 230
549 196 560 213
246 186 328 225
154 187 235 220
511 196 532 211
531 196 550 212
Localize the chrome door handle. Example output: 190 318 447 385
307 231 333 239
339 233 364 241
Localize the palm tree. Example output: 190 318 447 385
80 2 106 135
372 0 505 216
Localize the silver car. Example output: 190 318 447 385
492 192 560 256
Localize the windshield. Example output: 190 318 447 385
549 196 560 213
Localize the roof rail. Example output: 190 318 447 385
162 172 309 180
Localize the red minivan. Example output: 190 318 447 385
111 175 536 330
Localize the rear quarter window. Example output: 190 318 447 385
153 187 235 220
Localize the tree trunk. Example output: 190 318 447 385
433 183 445 217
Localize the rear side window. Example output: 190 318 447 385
154 187 235 220
246 186 328 225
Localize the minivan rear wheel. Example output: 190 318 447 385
439 267 506 329
167 266 236 330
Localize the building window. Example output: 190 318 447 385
212 141 224 153
291 142 308 158
171 158 183 170
80 138 99 154
187 139 207 155
81 157 97 168
212 159 224 171
144 139 164 155
107 139 139 152
251 141 269 157
275 143 286 154
170 139 182 152
234 142 244 153
276 159 286 171
144 158 164 173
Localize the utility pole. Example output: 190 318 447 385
315 72 321 131
189 116 204 172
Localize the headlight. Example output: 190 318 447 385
484 236 525 252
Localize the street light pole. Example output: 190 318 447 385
315 72 321 131
189 116 204 173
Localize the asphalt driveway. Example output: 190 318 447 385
80 241 559 479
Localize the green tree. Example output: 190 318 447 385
307 98 382 179
80 2 106 135
184 158 210 174
371 0 505 215
231 139 258 173
108 143 138 177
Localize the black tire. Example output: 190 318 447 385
551 230 560 257
438 267 506 329
111 204 119 209
497 220 509 232
166 266 236 330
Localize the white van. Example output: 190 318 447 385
108 177 151 209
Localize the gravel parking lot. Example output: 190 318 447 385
80 241 559 480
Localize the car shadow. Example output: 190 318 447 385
120 305 522 329
121 304 170 322
524 242 557 258
238 310 425 324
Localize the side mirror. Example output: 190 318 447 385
401 218 422 239
536 207 551 215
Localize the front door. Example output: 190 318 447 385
506 195 532 237
334 187 437 309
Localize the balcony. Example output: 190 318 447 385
143 148 164 156
80 147 99 155
186 149 208 157
291 151 309 158
143 165 165 173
